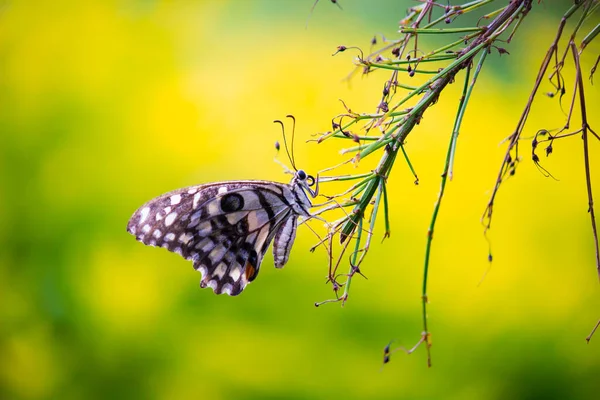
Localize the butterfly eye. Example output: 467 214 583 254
297 170 307 180
307 175 315 186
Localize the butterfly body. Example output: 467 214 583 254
127 171 315 296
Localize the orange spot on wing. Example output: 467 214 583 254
245 262 256 281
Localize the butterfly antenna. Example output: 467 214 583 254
273 119 296 171
286 115 297 171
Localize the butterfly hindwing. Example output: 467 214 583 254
194 198 293 295
273 215 298 269
127 181 300 295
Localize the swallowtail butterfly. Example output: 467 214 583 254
127 169 317 296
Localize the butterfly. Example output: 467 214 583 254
127 168 318 296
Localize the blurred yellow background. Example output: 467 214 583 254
1 1 599 399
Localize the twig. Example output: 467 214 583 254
586 319 600 343
570 41 600 278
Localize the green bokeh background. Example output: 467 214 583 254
1 1 599 399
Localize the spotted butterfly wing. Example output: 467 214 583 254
127 172 314 296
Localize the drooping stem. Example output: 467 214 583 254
570 41 599 279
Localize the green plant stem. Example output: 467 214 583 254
421 57 475 368
340 0 531 244
581 23 599 49
400 27 485 34
449 47 488 179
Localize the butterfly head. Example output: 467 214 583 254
293 169 317 197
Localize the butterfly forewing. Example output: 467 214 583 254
127 178 312 296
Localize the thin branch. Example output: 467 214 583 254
570 41 600 279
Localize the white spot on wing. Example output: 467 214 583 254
164 206 172 215
165 233 175 242
209 244 226 264
153 229 162 239
218 186 228 194
197 221 211 236
142 224 151 233
170 194 181 205
188 211 201 228
188 188 198 194
195 238 214 253
230 267 241 281
256 225 270 249
179 232 193 245
193 192 202 209
270 185 283 195
208 201 219 216
139 207 150 224
207 280 218 291
221 284 232 295
165 212 178 226
226 211 248 225
247 210 269 231
214 262 227 279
